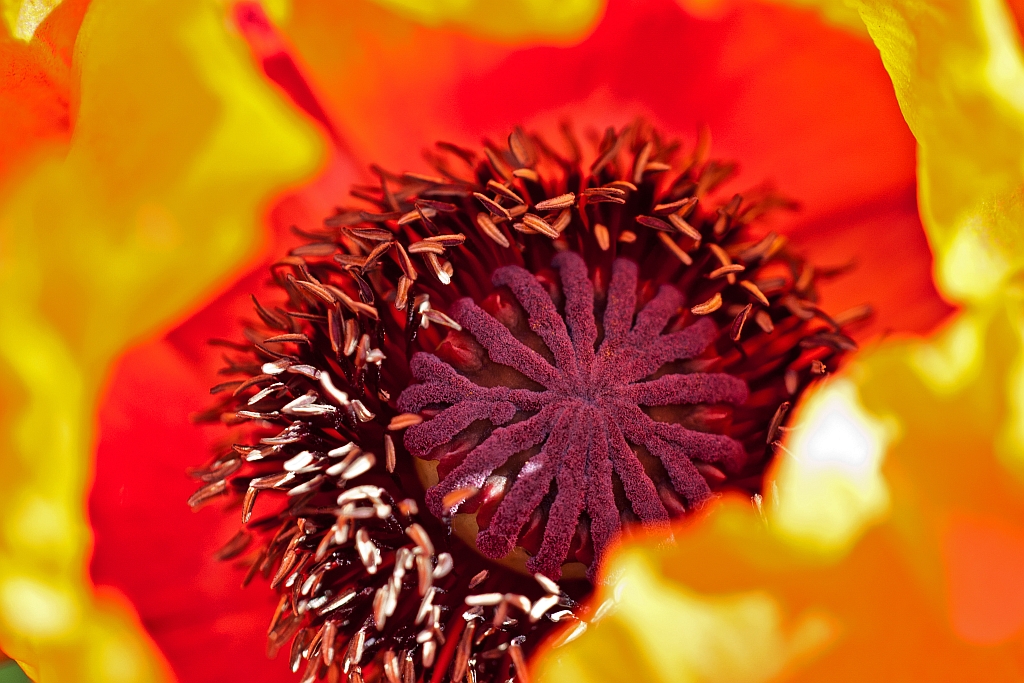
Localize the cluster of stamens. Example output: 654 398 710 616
189 121 865 683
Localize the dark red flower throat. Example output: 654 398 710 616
190 122 862 683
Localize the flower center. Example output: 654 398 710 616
401 253 749 579
188 121 865 683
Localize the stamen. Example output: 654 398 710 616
190 120 862 683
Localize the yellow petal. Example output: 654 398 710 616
770 378 895 555
1 0 62 41
537 546 837 683
0 0 322 678
366 0 605 42
851 0 1024 303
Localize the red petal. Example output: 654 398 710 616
91 297 292 682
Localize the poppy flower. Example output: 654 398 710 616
2 0 998 680
177 110 885 682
